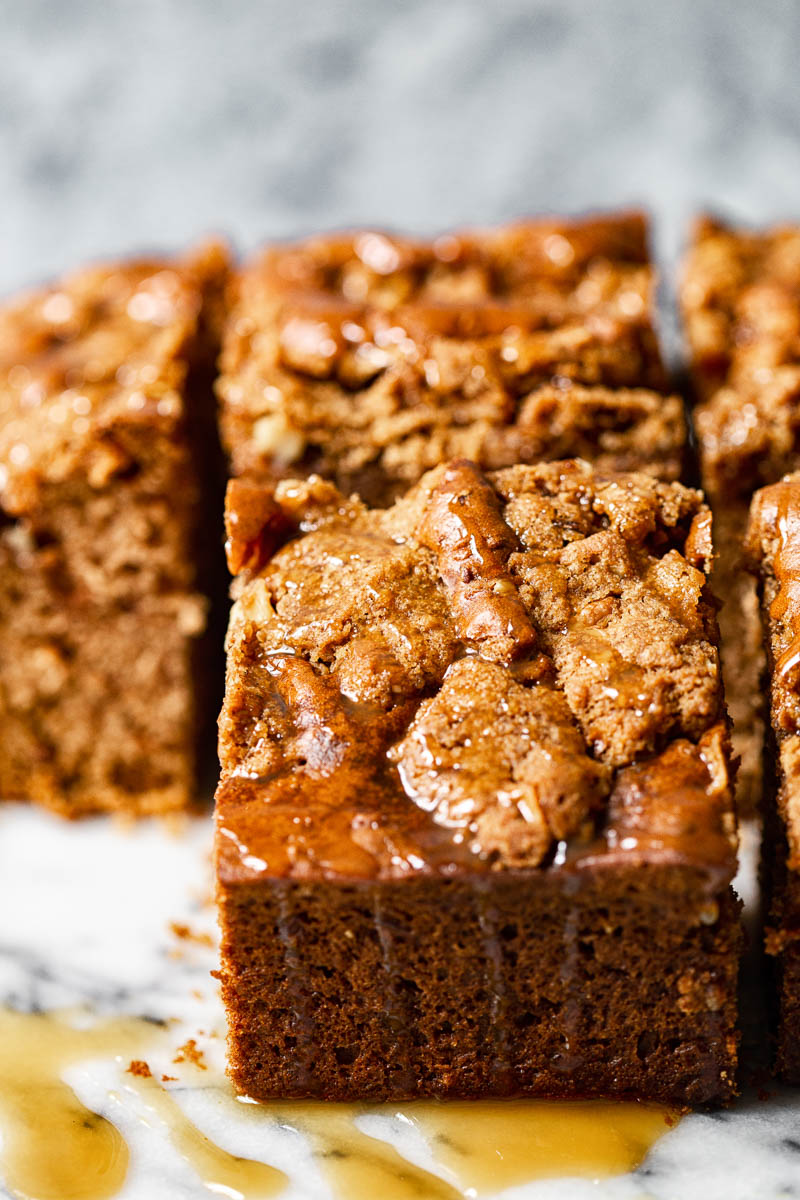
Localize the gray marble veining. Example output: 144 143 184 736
2 0 800 296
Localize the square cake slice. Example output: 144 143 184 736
681 216 800 811
215 458 741 1104
745 475 800 1080
218 212 684 507
0 241 229 816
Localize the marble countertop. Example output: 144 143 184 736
1 806 799 1200
3 0 800 296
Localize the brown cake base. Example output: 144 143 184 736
760 723 800 1082
218 862 741 1105
762 807 800 1082
775 947 800 1081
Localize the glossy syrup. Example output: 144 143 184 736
770 484 800 681
0 1008 138 1200
114 1075 285 1198
0 1007 678 1200
398 1098 676 1194
259 1097 676 1199
258 1103 463 1200
0 1008 284 1200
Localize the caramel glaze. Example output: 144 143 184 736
118 1074 285 1199
225 478 295 576
0 1007 678 1200
746 478 800 730
389 1099 676 1194
275 293 575 351
769 486 800 688
262 210 653 310
419 461 540 663
270 296 655 384
0 1009 133 1200
217 715 736 892
218 459 735 892
256 1097 677 1199
234 211 666 413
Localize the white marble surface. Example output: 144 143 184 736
2 0 800 297
1 806 799 1200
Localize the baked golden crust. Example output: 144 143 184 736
745 477 800 859
0 242 227 516
682 216 800 500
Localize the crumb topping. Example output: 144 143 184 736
682 216 800 498
172 1038 206 1069
217 458 731 882
0 242 227 515
219 215 678 505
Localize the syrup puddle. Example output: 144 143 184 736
246 1103 462 1199
111 1077 284 1199
0 1008 679 1200
0 1008 284 1200
398 1099 675 1193
250 1099 675 1199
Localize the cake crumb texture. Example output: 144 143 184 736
0 241 229 816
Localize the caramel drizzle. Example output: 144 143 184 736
0 1008 285 1200
419 459 539 661
769 484 800 684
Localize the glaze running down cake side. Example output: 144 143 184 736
215 457 741 1105
745 474 800 1080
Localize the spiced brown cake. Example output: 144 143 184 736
215 457 741 1105
218 213 684 507
745 475 800 1080
682 216 800 811
0 242 229 816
